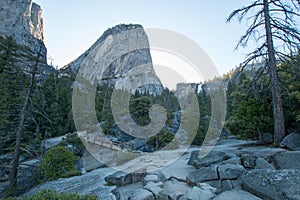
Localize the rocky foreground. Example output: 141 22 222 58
26 138 300 200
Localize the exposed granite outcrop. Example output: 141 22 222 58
61 24 163 95
0 0 46 61
24 139 300 200
0 0 53 78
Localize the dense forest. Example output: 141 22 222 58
1 33 299 155
225 59 300 140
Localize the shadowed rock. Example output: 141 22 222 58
188 150 232 169
218 164 245 180
280 133 300 151
241 169 300 200
273 151 300 170
214 189 262 200
128 189 155 200
255 158 275 170
105 171 146 187
186 166 219 185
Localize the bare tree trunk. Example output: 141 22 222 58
67 112 73 133
101 84 108 116
263 0 286 146
9 46 41 189
156 134 159 150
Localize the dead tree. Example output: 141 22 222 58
227 0 300 146
9 44 42 189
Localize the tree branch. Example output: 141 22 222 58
227 1 264 23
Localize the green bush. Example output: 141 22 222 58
22 189 96 200
0 197 17 200
39 146 80 181
59 133 85 156
146 128 179 150
192 117 210 146
129 96 151 126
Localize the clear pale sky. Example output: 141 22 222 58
34 0 254 75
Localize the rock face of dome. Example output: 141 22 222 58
0 0 47 61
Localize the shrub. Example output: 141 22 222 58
146 128 179 150
39 146 80 181
0 197 17 200
59 133 85 156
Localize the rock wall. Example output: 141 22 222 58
63 24 144 73
0 0 47 63
0 0 52 79
61 24 163 95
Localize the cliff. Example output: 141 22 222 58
0 0 52 77
61 24 162 95
0 0 45 53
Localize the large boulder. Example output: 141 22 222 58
205 179 242 192
168 191 184 200
143 174 160 183
144 181 167 200
188 150 232 169
255 158 275 170
104 171 145 187
128 189 155 200
105 171 131 187
213 189 262 200
220 180 233 191
280 133 300 151
241 155 256 169
241 169 300 200
186 166 219 185
76 149 106 172
217 164 245 180
111 182 144 200
184 186 216 200
143 171 166 184
273 151 300 170
163 178 191 198
249 147 285 163
198 182 218 194
204 180 221 190
219 157 241 166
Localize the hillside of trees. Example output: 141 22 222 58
225 58 300 140
1 34 299 153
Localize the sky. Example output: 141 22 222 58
34 0 254 79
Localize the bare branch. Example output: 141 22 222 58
271 22 300 42
236 21 265 49
269 9 300 17
240 43 268 69
227 1 263 23
276 51 297 61
247 63 269 92
289 0 300 10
